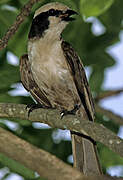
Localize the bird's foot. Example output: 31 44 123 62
26 103 45 117
60 104 80 119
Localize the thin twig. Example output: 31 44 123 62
0 0 41 51
95 89 123 101
95 105 123 126
0 103 122 158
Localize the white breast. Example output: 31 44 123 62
28 37 80 110
28 38 69 82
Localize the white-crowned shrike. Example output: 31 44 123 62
20 2 102 175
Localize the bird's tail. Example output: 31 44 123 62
71 132 102 175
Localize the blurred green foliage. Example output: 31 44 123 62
0 0 123 179
80 0 114 18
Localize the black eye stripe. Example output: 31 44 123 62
28 9 63 39
28 8 76 39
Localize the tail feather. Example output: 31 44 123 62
71 133 102 175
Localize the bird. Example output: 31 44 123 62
20 2 102 175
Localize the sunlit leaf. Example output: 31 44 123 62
80 0 114 18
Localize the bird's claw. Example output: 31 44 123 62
26 103 43 117
60 104 80 119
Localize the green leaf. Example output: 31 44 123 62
100 145 123 168
89 67 104 93
0 64 19 89
0 9 17 38
99 0 123 33
0 0 11 4
0 93 26 104
63 17 93 65
8 20 29 57
80 0 114 18
0 153 36 179
86 50 115 68
50 0 77 10
18 0 29 5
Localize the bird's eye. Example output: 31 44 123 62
48 9 55 16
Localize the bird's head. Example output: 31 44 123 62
28 2 77 39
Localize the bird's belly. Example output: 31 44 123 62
33 62 80 110
28 41 80 110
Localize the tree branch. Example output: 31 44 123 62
0 127 122 180
95 105 123 126
0 127 82 180
0 103 123 158
0 0 41 51
95 89 123 101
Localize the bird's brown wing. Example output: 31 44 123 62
20 54 52 107
62 41 94 121
62 41 102 174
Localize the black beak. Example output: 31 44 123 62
61 9 78 21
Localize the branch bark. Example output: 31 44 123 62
0 103 123 158
0 127 122 180
0 0 41 51
0 127 82 180
95 105 123 126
